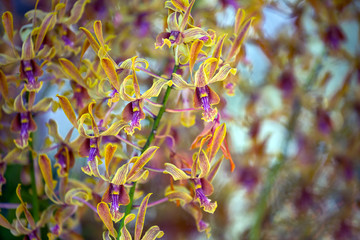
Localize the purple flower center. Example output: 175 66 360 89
61 35 74 47
130 100 141 128
88 137 99 163
22 60 35 85
20 112 30 144
110 184 121 214
196 87 211 112
169 31 181 44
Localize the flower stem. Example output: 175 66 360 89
29 133 40 222
117 64 179 239
133 197 168 209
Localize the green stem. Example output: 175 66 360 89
117 65 179 239
29 133 40 222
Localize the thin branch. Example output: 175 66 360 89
114 135 142 150
73 196 98 214
136 66 168 81
165 107 196 113
133 197 168 209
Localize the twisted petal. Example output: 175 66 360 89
127 146 159 181
141 79 172 99
63 0 90 25
142 226 164 240
155 32 171 49
171 73 194 89
207 64 237 85
163 163 190 181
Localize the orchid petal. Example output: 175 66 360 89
208 34 227 78
197 150 210 178
234 9 245 35
171 73 194 89
21 35 35 60
100 121 127 136
63 0 90 25
189 39 203 74
101 57 120 91
183 27 210 44
38 154 57 194
163 163 190 181
155 32 171 49
120 214 136 240
141 79 172 99
227 17 253 62
165 190 193 205
135 193 152 240
64 187 92 206
127 146 158 182
111 163 129 186
142 226 164 240
208 156 224 182
2 12 15 51
0 70 8 100
16 184 36 229
179 0 195 31
57 95 78 128
105 143 117 176
208 123 226 162
79 27 100 54
31 97 52 112
97 202 118 239
34 12 57 52
58 58 86 87
207 64 236 85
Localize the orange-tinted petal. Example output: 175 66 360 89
57 95 78 128
34 12 57 52
101 57 120 91
63 0 90 25
135 193 152 240
163 163 190 181
127 146 158 181
97 202 118 238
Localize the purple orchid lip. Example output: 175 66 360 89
88 137 99 163
62 35 74 47
22 60 35 85
130 100 141 129
169 31 181 44
20 112 30 144
110 184 121 213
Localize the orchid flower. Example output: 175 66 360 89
99 145 158 223
172 57 236 122
3 90 52 148
119 56 172 135
37 154 94 238
98 193 163 240
163 123 227 213
46 119 83 178
155 0 214 64
1 11 59 91
57 96 127 177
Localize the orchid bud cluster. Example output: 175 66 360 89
1 0 359 239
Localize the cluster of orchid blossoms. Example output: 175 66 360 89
0 0 253 239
